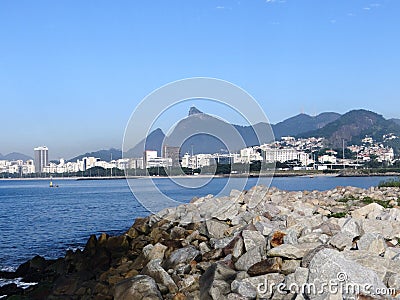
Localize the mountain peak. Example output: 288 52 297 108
0 152 33 161
188 106 203 116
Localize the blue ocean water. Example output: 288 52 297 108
0 176 395 270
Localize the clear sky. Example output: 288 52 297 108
1 0 399 159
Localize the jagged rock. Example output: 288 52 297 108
178 274 200 293
281 259 301 275
254 221 274 236
162 246 201 270
211 236 235 249
301 245 332 268
352 203 385 219
242 230 266 252
268 243 320 260
361 219 398 240
342 250 397 281
141 259 178 294
131 217 150 234
329 232 354 251
283 230 298 245
147 243 167 261
203 248 224 261
298 232 329 244
358 233 386 255
186 230 207 244
292 201 315 216
199 242 211 254
223 236 244 259
307 249 386 299
235 246 266 271
142 244 154 258
211 199 240 221
341 218 363 237
206 219 230 239
199 263 237 300
247 257 283 276
170 226 187 240
114 275 162 300
15 255 52 281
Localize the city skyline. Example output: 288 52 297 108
1 134 396 177
0 106 399 160
1 1 399 158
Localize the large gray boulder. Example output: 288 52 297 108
341 218 363 237
114 275 162 300
357 232 386 255
235 246 266 271
242 230 266 252
206 219 230 239
329 232 354 251
307 249 386 299
352 203 384 219
141 259 178 294
162 245 201 270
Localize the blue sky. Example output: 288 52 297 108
1 0 399 159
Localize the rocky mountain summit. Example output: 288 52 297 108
2 185 400 299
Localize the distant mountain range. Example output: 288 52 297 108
0 152 33 161
95 108 400 160
124 108 342 157
4 108 398 161
272 112 341 138
68 148 122 162
300 110 400 149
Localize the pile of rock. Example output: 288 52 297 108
2 185 400 299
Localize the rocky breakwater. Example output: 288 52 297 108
2 186 400 299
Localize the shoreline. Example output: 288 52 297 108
1 171 399 181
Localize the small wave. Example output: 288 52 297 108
0 278 37 289
66 245 85 252
0 266 16 272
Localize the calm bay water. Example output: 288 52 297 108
0 175 396 270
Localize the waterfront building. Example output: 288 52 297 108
261 147 311 166
146 157 172 168
128 158 144 169
34 146 49 173
143 150 158 167
318 155 337 164
22 159 35 174
82 156 100 171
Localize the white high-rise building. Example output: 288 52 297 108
34 146 49 173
